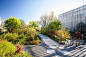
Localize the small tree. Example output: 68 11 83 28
76 22 86 33
29 21 39 30
19 19 26 26
39 11 57 28
48 19 62 31
5 17 21 32
19 19 26 28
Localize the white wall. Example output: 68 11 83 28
58 5 86 31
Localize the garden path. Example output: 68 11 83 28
23 34 86 57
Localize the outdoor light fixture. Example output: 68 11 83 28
55 35 57 38
62 34 64 41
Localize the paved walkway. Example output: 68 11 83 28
23 34 86 57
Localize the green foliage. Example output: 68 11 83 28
41 27 71 42
55 38 61 43
5 17 21 31
40 26 49 35
0 28 41 45
29 37 41 45
19 19 26 26
19 19 26 29
48 20 62 30
0 41 17 57
29 40 39 45
5 51 33 57
57 29 70 41
0 32 30 45
17 33 28 45
76 22 86 33
17 51 33 57
15 28 29 35
39 11 57 27
0 32 18 44
16 28 38 40
42 29 49 35
29 21 39 30
0 29 2 34
26 28 37 41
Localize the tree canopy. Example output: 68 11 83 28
19 19 26 29
5 17 21 31
29 21 39 30
19 19 26 26
76 22 86 33
39 11 57 27
48 19 62 30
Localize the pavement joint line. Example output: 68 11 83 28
39 34 86 57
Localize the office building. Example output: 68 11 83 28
58 5 86 31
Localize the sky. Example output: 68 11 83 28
0 0 86 25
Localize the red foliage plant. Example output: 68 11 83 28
48 31 55 34
17 45 22 54
12 30 17 32
0 39 6 42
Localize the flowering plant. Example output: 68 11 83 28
12 30 17 32
48 31 55 34
17 45 22 54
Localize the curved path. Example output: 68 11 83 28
23 34 86 57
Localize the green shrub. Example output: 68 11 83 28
15 28 39 40
26 28 39 41
15 28 28 35
57 30 71 41
42 29 70 43
0 28 41 45
5 17 21 32
17 33 29 45
35 40 39 45
0 32 18 44
0 29 2 34
29 40 36 45
55 38 61 42
0 41 17 57
29 40 39 45
41 28 49 35
0 32 30 45
15 28 37 35
18 51 33 57
5 51 33 57
36 37 42 43
27 28 36 36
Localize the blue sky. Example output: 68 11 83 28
0 0 86 25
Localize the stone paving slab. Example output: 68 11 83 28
22 41 57 57
59 50 70 55
47 49 56 54
39 34 86 57
49 46 57 49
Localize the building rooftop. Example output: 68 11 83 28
59 5 86 15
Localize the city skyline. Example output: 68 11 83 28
0 0 86 25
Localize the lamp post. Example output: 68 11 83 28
55 35 57 41
3 29 5 34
